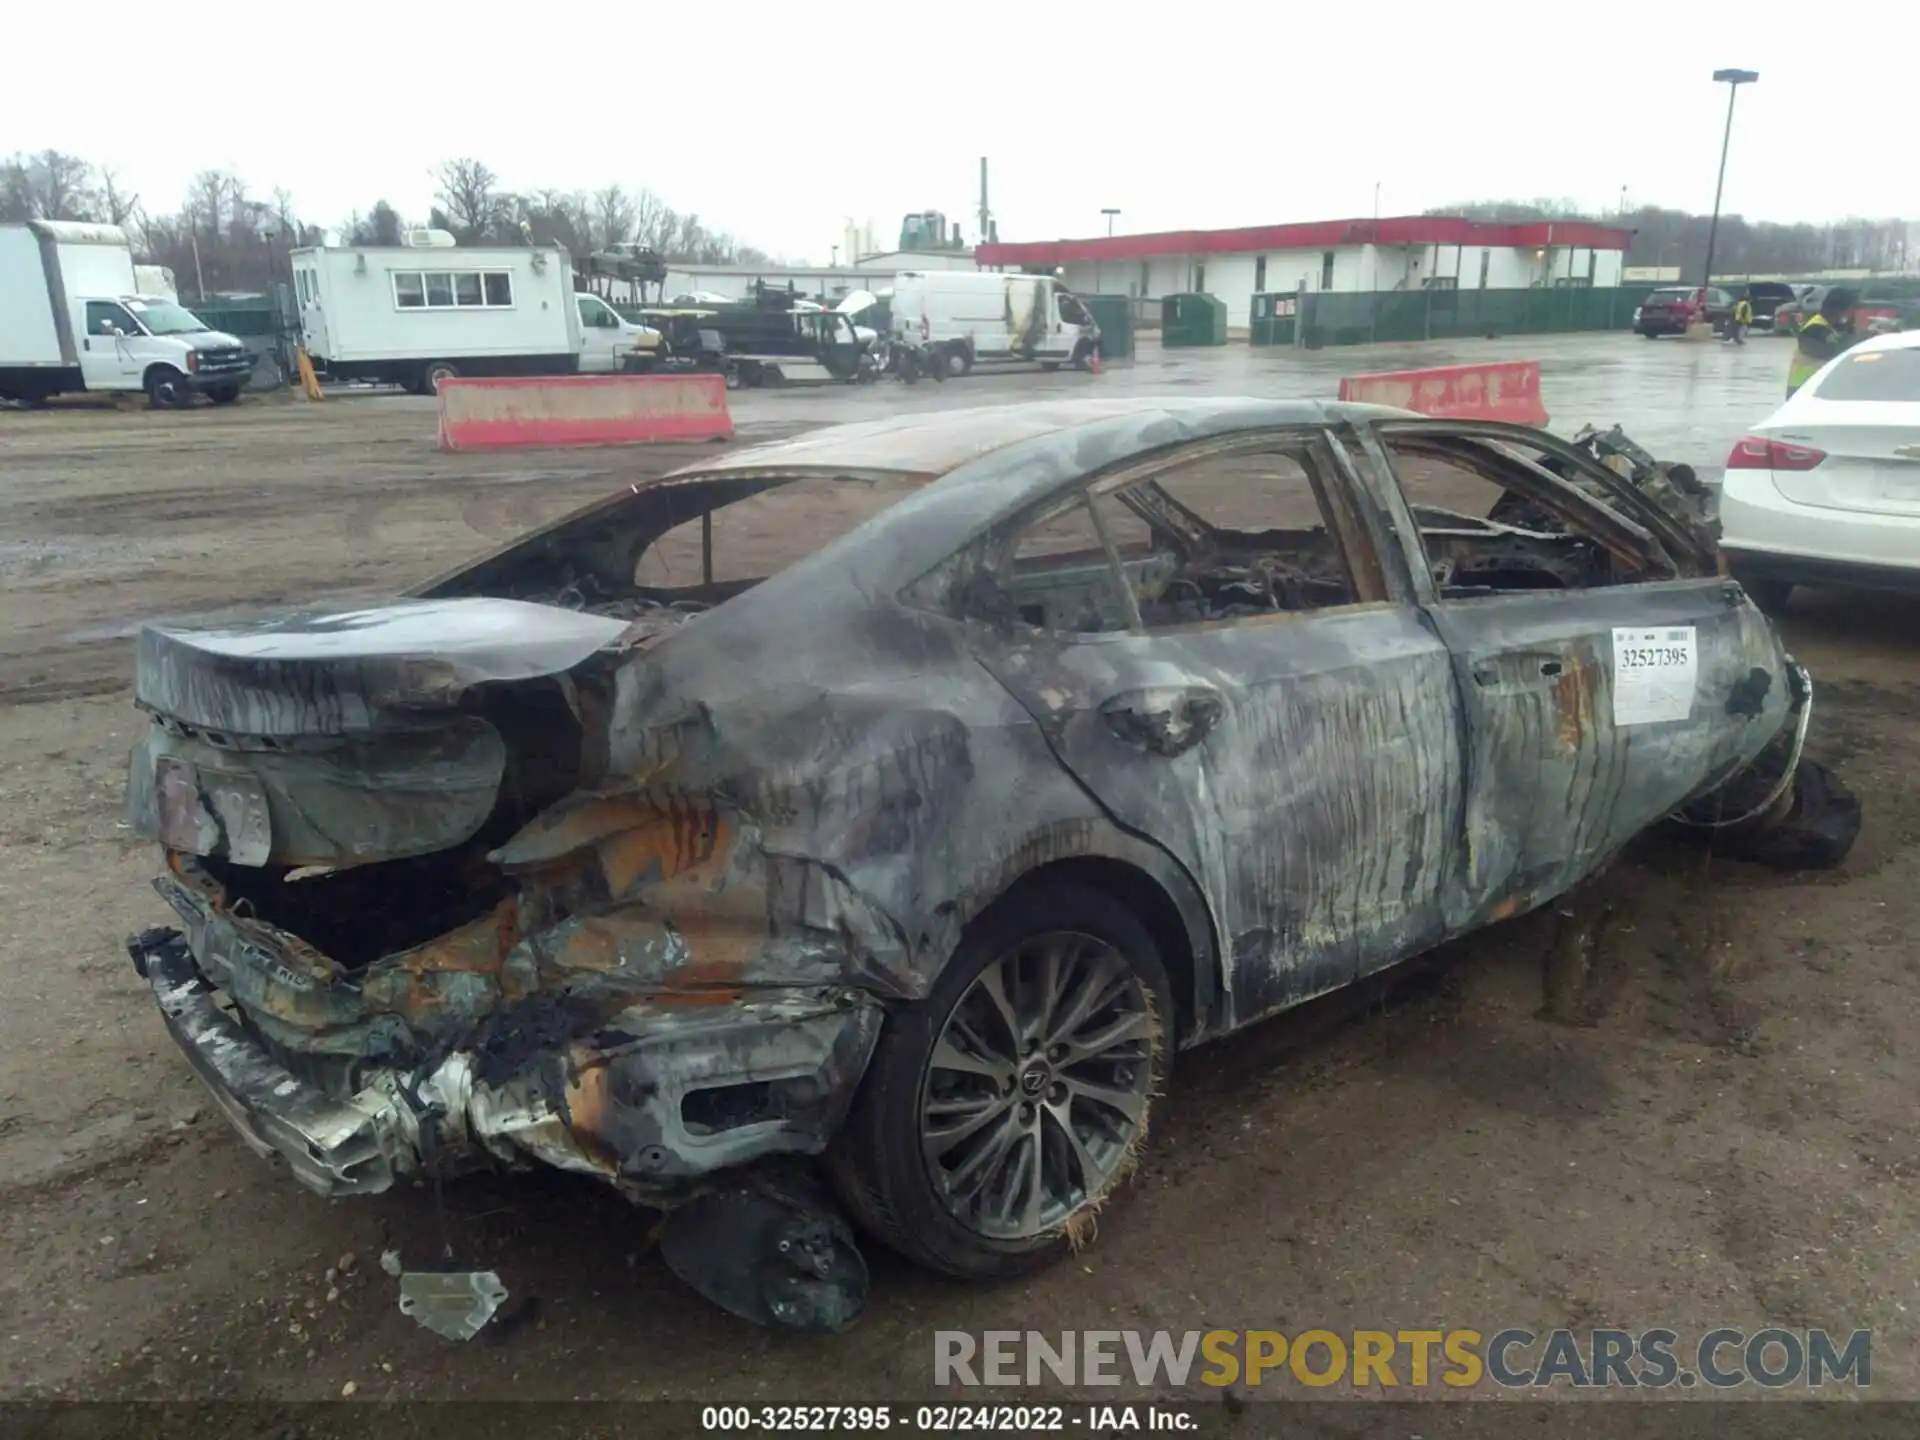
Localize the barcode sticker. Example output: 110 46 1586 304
1612 626 1698 726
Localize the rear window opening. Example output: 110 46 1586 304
633 474 928 594
1813 348 1920 403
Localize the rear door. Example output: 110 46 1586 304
1359 421 1792 932
969 429 1466 1030
1762 344 1920 516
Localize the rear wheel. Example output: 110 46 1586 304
421 361 459 393
830 883 1170 1279
945 346 972 378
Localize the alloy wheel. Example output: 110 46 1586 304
920 931 1157 1241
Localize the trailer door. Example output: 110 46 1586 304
297 262 331 360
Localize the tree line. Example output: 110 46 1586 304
1 150 771 299
1428 197 1914 278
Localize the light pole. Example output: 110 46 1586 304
1700 68 1758 296
1097 209 1120 293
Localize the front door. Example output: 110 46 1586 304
79 300 141 389
1364 423 1793 933
575 294 627 373
973 431 1465 1033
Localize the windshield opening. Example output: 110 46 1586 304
1813 348 1920 403
124 299 211 336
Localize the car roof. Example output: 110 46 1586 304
670 397 1409 482
1845 328 1920 355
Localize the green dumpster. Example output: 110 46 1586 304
1162 292 1227 347
1249 293 1298 347
1078 294 1134 360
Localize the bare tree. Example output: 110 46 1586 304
431 158 502 242
1 150 100 221
593 184 636 249
99 166 141 229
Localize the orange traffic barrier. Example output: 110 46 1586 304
1337 359 1548 426
437 374 733 452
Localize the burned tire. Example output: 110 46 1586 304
208 384 243 405
1712 758 1861 871
145 366 192 410
829 883 1171 1279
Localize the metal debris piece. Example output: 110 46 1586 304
378 1248 403 1277
396 1270 510 1342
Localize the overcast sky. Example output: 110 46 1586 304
5 0 1913 261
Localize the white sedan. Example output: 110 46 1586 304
1720 328 1920 610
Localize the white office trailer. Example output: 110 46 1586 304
290 232 659 393
0 221 251 408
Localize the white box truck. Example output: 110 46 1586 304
290 232 661 394
0 221 252 408
887 270 1100 377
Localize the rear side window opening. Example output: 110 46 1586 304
1814 348 1920 403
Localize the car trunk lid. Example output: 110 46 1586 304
135 597 628 735
1761 401 1920 517
128 597 625 870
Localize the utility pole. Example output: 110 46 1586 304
1700 69 1758 294
1102 208 1120 237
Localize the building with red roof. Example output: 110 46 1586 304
974 215 1637 326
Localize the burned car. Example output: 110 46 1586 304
125 398 1809 1329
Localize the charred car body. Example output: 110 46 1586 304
126 398 1808 1328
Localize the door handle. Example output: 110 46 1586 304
1471 657 1568 686
1098 686 1222 757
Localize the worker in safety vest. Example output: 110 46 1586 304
1787 288 1859 398
1729 292 1753 345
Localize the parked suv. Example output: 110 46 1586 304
1636 286 1734 337
1742 281 1800 326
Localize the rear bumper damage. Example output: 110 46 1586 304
128 881 885 1204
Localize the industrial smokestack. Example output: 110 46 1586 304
978 158 991 252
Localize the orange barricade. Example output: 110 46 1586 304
437 374 733 452
1337 360 1548 426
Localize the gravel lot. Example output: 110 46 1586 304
3 334 1916 1423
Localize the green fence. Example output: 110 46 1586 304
1269 286 1654 349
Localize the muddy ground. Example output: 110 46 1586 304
2 356 1917 1423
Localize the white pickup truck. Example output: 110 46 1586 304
0 221 251 408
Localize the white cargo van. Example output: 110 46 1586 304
0 221 252 408
887 270 1100 377
291 233 660 393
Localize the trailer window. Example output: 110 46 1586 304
393 269 514 310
